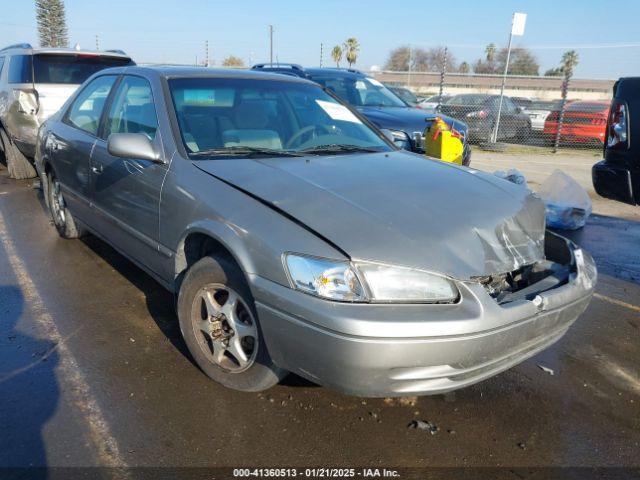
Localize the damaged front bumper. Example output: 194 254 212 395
251 232 596 397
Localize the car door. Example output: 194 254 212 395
49 74 118 223
89 74 167 275
502 97 521 138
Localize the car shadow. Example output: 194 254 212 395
0 285 59 476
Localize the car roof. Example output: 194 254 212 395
0 43 131 59
250 63 367 79
96 65 316 84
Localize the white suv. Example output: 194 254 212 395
0 43 133 178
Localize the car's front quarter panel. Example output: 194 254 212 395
159 156 349 290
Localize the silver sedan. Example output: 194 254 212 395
35 66 596 396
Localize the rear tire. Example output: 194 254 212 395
47 172 85 239
0 128 36 180
177 256 286 392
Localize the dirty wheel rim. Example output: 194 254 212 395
50 178 66 226
190 283 258 373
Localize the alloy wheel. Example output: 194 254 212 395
190 283 258 373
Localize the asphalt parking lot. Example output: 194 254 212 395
0 152 639 475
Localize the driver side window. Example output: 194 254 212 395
104 76 158 140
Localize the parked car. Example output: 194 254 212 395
0 42 133 178
543 101 609 146
251 65 471 165
385 85 420 107
593 78 639 205
511 97 533 109
419 94 451 112
36 66 596 396
522 100 562 131
438 94 532 143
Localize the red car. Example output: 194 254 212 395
543 101 609 146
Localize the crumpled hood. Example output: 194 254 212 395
195 151 546 279
358 106 468 137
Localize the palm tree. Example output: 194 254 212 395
343 38 360 67
553 50 580 152
331 45 342 67
485 43 496 62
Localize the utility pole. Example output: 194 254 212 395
205 40 209 67
491 12 527 143
320 43 323 68
95 34 99 51
269 25 274 66
407 46 412 87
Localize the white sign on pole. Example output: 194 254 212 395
511 12 527 36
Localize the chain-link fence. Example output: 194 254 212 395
374 70 613 151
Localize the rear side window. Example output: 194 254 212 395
0 57 5 77
8 55 33 83
66 75 117 136
105 75 158 140
33 54 132 85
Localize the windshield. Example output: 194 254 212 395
33 54 132 84
527 101 561 110
169 78 392 157
390 87 418 105
445 95 491 106
307 75 406 108
565 102 609 113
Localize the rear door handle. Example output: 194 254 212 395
91 165 103 175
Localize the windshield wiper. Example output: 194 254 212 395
297 144 383 155
190 146 305 158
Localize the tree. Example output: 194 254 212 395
426 46 457 73
496 47 539 75
384 46 457 72
222 55 245 67
385 46 411 71
331 45 343 67
473 44 539 75
544 66 564 76
553 50 580 152
473 43 499 74
458 61 470 74
35 0 69 48
485 43 497 62
343 38 360 67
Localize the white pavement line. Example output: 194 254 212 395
593 292 640 313
0 211 128 470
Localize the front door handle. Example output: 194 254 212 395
91 165 103 175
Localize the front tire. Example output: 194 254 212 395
0 128 36 180
47 172 85 239
177 256 286 392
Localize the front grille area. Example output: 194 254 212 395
475 260 572 305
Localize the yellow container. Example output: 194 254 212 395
425 117 464 165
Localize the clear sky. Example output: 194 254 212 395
1 0 639 79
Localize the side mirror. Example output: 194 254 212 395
380 129 395 142
107 133 162 162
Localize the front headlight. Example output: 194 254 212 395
356 262 459 303
284 254 365 301
284 253 458 303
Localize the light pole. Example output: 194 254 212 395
491 12 526 143
269 25 274 66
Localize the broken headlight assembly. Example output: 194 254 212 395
284 253 459 303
